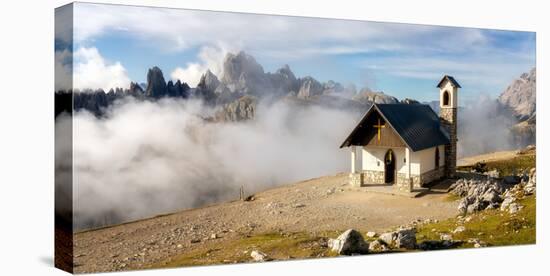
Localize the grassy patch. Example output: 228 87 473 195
444 193 462 202
150 231 341 268
417 195 536 248
458 152 535 176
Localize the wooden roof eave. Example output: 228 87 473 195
339 104 375 148
339 104 413 151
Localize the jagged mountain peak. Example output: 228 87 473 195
498 67 536 121
275 64 296 80
352 88 398 104
146 66 167 98
221 51 265 84
199 69 220 86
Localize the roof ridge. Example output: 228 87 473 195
340 103 450 151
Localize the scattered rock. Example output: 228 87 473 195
524 168 536 195
471 162 488 173
243 195 255 202
379 228 417 249
368 240 389 252
379 232 396 246
450 174 533 214
500 196 516 211
190 238 201 244
250 250 270 262
453 226 466 234
439 233 453 241
328 229 369 255
485 169 500 179
469 238 487 248
467 238 479 244
482 190 501 203
292 203 306 208
366 231 377 238
210 233 218 239
395 228 417 249
508 203 523 214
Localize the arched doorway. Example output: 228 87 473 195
443 91 450 106
384 149 396 184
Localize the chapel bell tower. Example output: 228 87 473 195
437 75 460 178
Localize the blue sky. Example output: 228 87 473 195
56 3 536 103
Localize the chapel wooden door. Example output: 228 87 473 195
384 149 395 184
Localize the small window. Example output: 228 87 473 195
443 91 450 106
435 147 440 168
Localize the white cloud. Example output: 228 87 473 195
170 46 228 86
55 49 72 91
67 2 534 98
67 98 359 229
71 3 486 58
362 52 534 94
74 47 131 91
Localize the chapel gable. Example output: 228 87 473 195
348 109 405 148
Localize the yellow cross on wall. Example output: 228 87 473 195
373 118 385 143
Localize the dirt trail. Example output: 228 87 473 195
73 173 458 273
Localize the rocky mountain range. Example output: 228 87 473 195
498 68 536 121
56 52 537 148
56 51 401 119
498 68 536 146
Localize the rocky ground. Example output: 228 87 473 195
73 173 458 273
73 148 536 273
325 166 536 257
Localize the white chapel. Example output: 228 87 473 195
340 75 460 191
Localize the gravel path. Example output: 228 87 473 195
73 173 458 273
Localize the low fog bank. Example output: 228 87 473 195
66 98 359 230
57 93 528 230
457 95 520 158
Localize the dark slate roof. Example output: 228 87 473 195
437 75 461 88
340 104 450 152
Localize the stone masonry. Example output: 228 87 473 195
396 173 422 191
363 170 385 184
349 173 363 187
396 173 413 191
440 107 457 178
352 168 443 191
349 170 385 187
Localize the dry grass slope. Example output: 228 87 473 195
417 195 535 247
150 194 535 268
458 148 535 176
